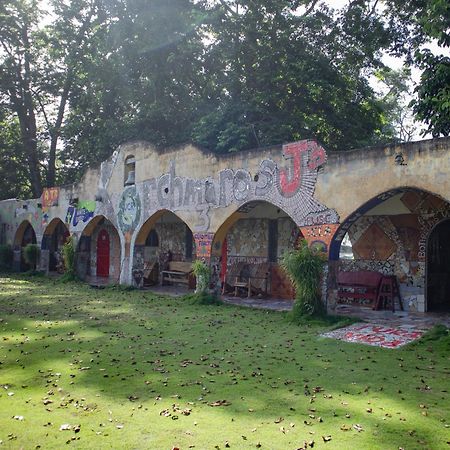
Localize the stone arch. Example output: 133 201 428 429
41 218 70 272
13 220 37 271
132 210 195 286
213 200 302 299
329 186 450 260
14 220 36 248
76 215 121 283
328 187 450 313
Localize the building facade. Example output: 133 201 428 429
1 137 449 312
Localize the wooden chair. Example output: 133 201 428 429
233 263 270 298
143 261 159 286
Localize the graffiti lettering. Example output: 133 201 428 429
140 140 337 231
42 187 60 208
279 141 308 196
194 232 214 258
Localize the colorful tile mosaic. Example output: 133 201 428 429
322 323 424 349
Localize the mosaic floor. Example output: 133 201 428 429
321 323 425 349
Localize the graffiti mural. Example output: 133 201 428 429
300 223 340 254
42 187 59 209
65 201 95 227
194 232 214 258
141 140 338 231
118 186 141 233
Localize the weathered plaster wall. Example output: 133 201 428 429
316 138 450 223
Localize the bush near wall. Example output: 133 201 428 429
281 240 326 320
23 244 40 270
0 245 13 271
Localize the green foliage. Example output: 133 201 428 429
281 240 326 319
182 291 222 305
23 244 40 269
0 244 13 271
62 236 76 277
416 324 449 343
192 259 211 294
413 51 450 137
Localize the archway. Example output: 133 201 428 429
42 218 70 272
133 210 195 286
427 219 450 312
13 220 37 271
329 188 450 313
77 216 121 282
213 201 302 299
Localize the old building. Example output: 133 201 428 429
1 137 449 312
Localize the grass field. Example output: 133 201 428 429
0 275 449 449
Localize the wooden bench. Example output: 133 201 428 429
337 270 383 308
161 261 193 286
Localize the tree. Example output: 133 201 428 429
0 0 108 196
413 51 449 136
381 0 450 136
0 0 43 196
191 0 396 152
60 0 212 181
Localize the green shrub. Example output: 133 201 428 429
192 259 211 294
182 292 222 305
23 244 40 270
281 240 326 320
0 244 13 271
62 236 76 277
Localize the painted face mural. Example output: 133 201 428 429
118 186 141 233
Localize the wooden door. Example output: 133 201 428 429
96 229 110 277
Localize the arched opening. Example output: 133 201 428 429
213 201 302 299
133 210 195 287
13 220 37 272
42 218 70 272
124 155 136 186
76 216 121 283
427 219 450 312
329 188 450 314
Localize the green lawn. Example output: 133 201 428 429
0 276 449 450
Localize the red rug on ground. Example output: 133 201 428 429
322 323 424 349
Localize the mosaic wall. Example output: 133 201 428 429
339 192 450 311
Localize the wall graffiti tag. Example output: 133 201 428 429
141 140 338 231
118 186 141 233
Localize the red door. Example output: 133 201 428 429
96 229 110 277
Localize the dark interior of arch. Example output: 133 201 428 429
427 219 450 312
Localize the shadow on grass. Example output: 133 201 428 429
1 274 449 449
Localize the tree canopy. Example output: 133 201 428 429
0 0 448 199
